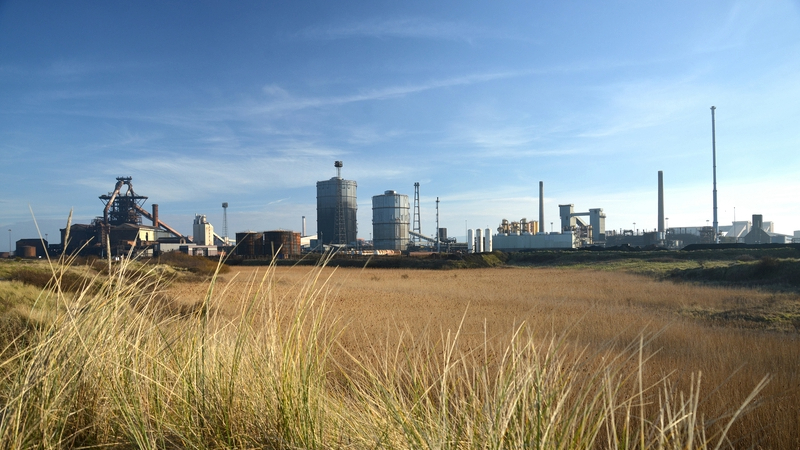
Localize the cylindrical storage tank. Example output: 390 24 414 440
235 232 263 257
467 229 474 253
22 246 36 258
264 231 301 258
484 228 492 252
372 190 410 251
316 177 358 245
475 228 483 253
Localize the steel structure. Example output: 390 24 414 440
436 197 440 252
100 177 147 226
99 176 183 239
412 182 421 243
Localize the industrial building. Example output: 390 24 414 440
59 177 191 257
558 205 606 245
372 190 410 251
235 231 301 258
479 181 590 252
193 214 214 246
316 161 357 246
14 238 48 258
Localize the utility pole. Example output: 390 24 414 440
711 106 719 244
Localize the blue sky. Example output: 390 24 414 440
2 1 799 249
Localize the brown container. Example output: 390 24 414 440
22 246 37 258
235 232 264 257
264 231 301 257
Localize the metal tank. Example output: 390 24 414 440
316 163 358 246
235 232 264 257
372 190 410 251
264 231 301 257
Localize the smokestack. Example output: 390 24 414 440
302 216 306 237
711 106 718 244
152 204 159 228
538 181 544 234
657 171 665 233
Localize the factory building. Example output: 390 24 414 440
493 232 575 251
744 215 775 245
316 161 357 246
53 177 201 257
372 190 410 251
193 214 214 245
558 204 606 244
234 231 301 258
486 181 591 251
14 239 48 258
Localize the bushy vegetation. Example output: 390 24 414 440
6 266 99 294
667 256 800 289
0 257 773 448
150 250 231 277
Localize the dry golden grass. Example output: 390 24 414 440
165 265 800 449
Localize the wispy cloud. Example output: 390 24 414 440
296 17 522 43
244 70 526 116
694 1 798 53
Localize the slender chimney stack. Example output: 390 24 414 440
658 171 665 233
152 204 159 228
302 216 306 237
538 181 544 234
711 106 719 244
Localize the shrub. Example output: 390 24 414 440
8 267 98 294
152 251 230 276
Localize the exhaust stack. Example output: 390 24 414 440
152 204 159 228
657 171 664 233
538 181 544 234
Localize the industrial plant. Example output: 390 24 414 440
6 150 800 260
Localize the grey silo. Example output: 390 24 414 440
316 164 358 245
372 190 410 250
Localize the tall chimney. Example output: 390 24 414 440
538 181 544 234
711 106 719 243
152 204 159 228
658 171 665 233
302 216 306 237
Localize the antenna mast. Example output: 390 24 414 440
436 197 440 253
413 182 421 243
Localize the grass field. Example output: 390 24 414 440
0 255 798 448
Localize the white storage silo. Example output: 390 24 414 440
484 228 492 252
467 229 474 253
372 190 410 251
